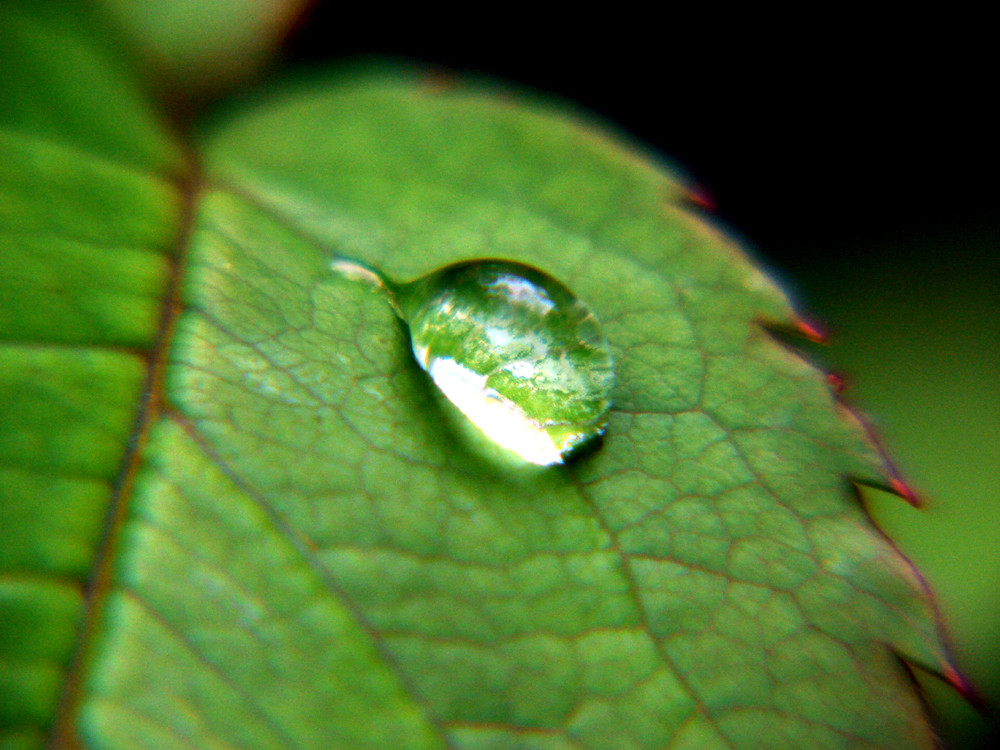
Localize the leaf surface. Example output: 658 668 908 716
0 4 957 749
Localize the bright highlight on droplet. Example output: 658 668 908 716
427 357 566 466
399 260 615 466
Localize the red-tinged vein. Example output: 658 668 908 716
46 159 200 750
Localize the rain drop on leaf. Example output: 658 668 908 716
396 259 615 466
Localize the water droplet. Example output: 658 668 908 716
397 260 615 466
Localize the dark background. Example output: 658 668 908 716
282 7 997 282
282 7 1000 749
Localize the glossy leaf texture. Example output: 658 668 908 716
0 3 960 749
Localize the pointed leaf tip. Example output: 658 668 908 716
684 186 717 211
826 372 847 394
890 476 923 507
795 317 829 343
942 664 987 711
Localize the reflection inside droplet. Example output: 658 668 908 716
397 259 615 466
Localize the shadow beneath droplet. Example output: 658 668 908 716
562 431 606 465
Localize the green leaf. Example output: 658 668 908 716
1 3 960 749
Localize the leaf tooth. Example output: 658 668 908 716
940 663 986 710
842 403 923 509
826 372 847 394
793 317 828 344
887 477 922 508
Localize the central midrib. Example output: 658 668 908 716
46 158 202 750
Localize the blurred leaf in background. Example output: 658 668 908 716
99 0 309 101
